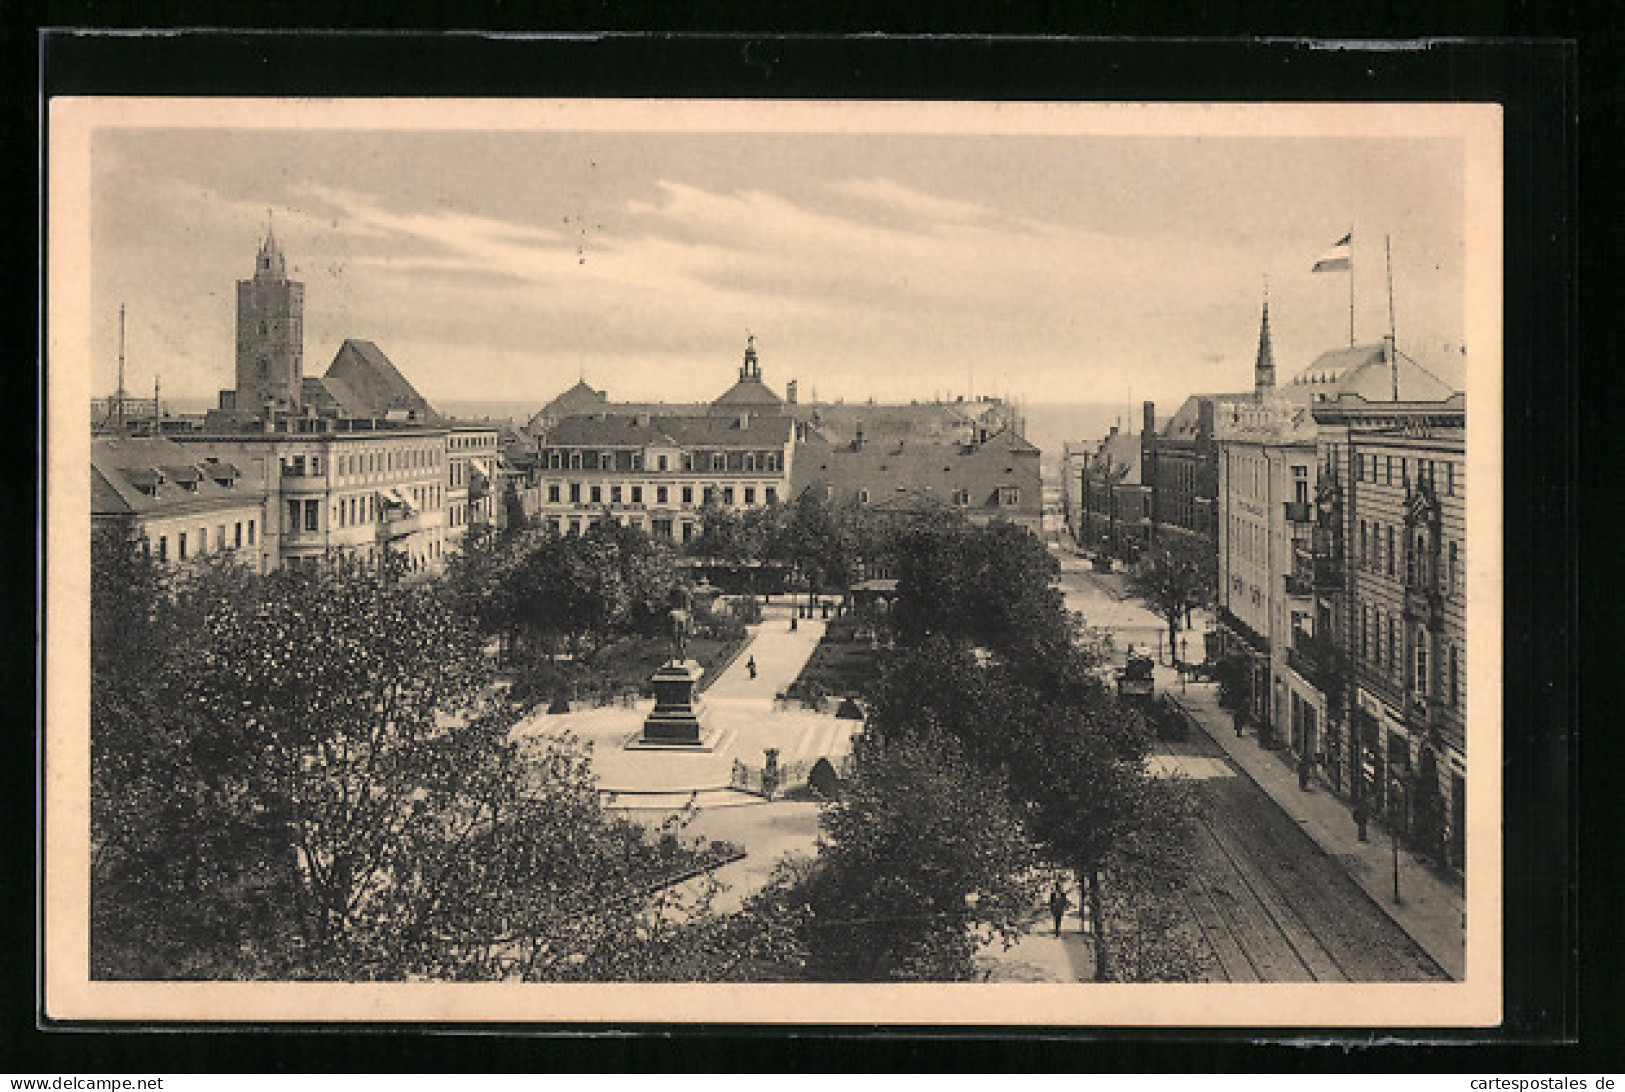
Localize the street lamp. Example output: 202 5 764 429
1179 636 1188 691
1388 773 1408 904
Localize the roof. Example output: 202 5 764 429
710 375 785 409
1161 392 1250 440
92 436 266 519
543 413 795 448
1286 343 1457 402
321 339 439 422
1096 429 1143 484
788 400 1011 444
789 430 1042 513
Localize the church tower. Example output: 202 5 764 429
1253 291 1276 400
235 217 304 414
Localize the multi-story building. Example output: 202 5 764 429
1311 391 1467 871
534 412 797 544
445 420 503 548
172 419 450 574
92 435 272 574
1073 425 1154 560
790 424 1043 534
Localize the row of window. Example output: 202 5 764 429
448 434 494 451
1357 602 1463 709
285 446 444 479
544 449 782 473
1354 450 1458 496
149 518 256 563
545 481 781 508
1357 519 1462 597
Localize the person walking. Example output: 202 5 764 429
1047 883 1069 936
747 656 758 680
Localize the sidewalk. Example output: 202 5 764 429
1168 677 1465 980
976 888 1095 982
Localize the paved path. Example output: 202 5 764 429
976 882 1095 982
706 603 825 701
1170 679 1465 980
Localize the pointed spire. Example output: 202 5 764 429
256 210 286 279
1254 280 1276 399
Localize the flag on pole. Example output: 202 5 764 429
1312 233 1352 272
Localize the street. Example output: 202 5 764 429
1041 542 1449 982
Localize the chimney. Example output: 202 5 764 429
1142 400 1156 437
854 420 866 450
786 379 798 405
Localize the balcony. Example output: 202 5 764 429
1284 571 1314 599
1283 499 1313 525
1294 543 1343 594
1286 630 1333 691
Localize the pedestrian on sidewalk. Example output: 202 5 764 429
1233 710 1245 737
747 656 758 680
1048 883 1069 936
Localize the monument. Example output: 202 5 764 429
632 587 715 748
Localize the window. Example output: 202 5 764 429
953 489 969 506
682 486 694 505
1449 541 1459 596
1360 604 1369 659
632 486 643 503
999 486 1021 506
1293 465 1309 504
1415 633 1428 695
590 485 602 504
548 450 562 469
310 456 321 475
233 522 244 549
744 487 756 505
683 453 695 471
248 520 256 545
158 535 168 562
765 487 777 505
744 453 756 472
657 486 668 504
765 453 778 472
1359 520 1368 566
548 484 561 503
1388 616 1399 678
722 487 736 505
1449 644 1461 707
178 532 188 560
711 453 726 471
1386 526 1396 576
601 452 615 470
1446 462 1456 496
305 501 320 532
569 518 582 536
569 451 582 469
658 455 669 471
858 489 870 504
569 483 581 503
611 485 623 504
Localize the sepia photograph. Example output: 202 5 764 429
45 97 1502 1026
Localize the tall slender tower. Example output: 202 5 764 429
1253 291 1276 400
234 216 305 413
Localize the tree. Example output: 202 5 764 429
92 546 732 979
1128 540 1215 659
764 731 1040 981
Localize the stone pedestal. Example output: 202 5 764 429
637 658 709 746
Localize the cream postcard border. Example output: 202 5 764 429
44 97 1504 1026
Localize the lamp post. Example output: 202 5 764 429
1388 773 1408 904
1179 636 1188 692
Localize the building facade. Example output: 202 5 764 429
1073 425 1154 560
226 225 305 416
534 412 797 543
1312 392 1467 871
93 435 273 573
790 425 1043 534
172 419 450 574
445 421 502 548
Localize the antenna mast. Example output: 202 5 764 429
115 304 127 429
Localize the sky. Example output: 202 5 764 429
86 120 1468 412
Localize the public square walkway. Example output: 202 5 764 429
1169 677 1466 980
975 880 1095 982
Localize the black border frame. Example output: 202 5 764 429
19 27 1595 1072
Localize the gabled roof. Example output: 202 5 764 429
543 413 795 448
92 436 266 518
321 339 439 422
1162 392 1250 439
1286 343 1456 402
789 431 1042 511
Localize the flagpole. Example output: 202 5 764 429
1348 225 1356 348
1386 233 1399 401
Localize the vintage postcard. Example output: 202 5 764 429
46 97 1502 1025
